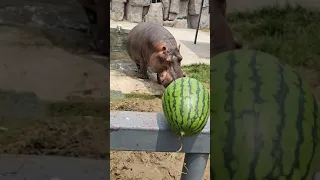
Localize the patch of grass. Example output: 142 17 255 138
228 5 320 69
125 93 161 99
182 63 210 83
46 101 109 117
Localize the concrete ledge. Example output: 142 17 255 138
0 154 109 179
110 111 210 153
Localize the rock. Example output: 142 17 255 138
199 7 209 28
110 1 125 21
126 4 143 23
127 0 150 6
187 14 199 29
168 13 177 21
162 0 170 20
188 0 202 15
177 0 189 19
203 0 209 7
163 20 175 27
145 3 163 25
169 0 180 14
174 19 188 28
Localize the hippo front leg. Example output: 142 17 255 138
137 60 149 79
157 74 161 84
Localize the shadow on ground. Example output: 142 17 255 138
180 40 210 59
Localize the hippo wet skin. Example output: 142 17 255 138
127 22 185 87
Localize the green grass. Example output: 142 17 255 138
228 5 320 69
182 63 210 84
125 93 161 99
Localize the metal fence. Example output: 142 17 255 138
110 111 210 180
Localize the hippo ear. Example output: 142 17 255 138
178 44 181 50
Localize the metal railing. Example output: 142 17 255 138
110 111 210 180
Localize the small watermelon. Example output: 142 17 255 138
210 49 320 179
162 77 210 152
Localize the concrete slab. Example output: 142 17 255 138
0 154 109 180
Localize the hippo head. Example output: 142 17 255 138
157 44 186 87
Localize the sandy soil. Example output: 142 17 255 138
110 151 210 180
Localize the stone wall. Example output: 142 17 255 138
110 0 210 29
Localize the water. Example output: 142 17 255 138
110 29 129 61
110 28 139 75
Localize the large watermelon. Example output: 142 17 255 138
162 77 210 151
210 49 320 179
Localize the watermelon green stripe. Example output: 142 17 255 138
309 96 319 179
210 49 320 180
287 75 305 179
186 78 199 131
250 51 279 179
247 51 265 179
223 51 237 179
265 62 288 179
177 78 185 130
186 78 193 131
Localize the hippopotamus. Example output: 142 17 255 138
77 0 109 56
210 0 242 57
127 22 185 87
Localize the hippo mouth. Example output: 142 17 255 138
171 55 185 78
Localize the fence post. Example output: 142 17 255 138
181 153 209 180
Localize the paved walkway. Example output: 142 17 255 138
0 154 109 180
